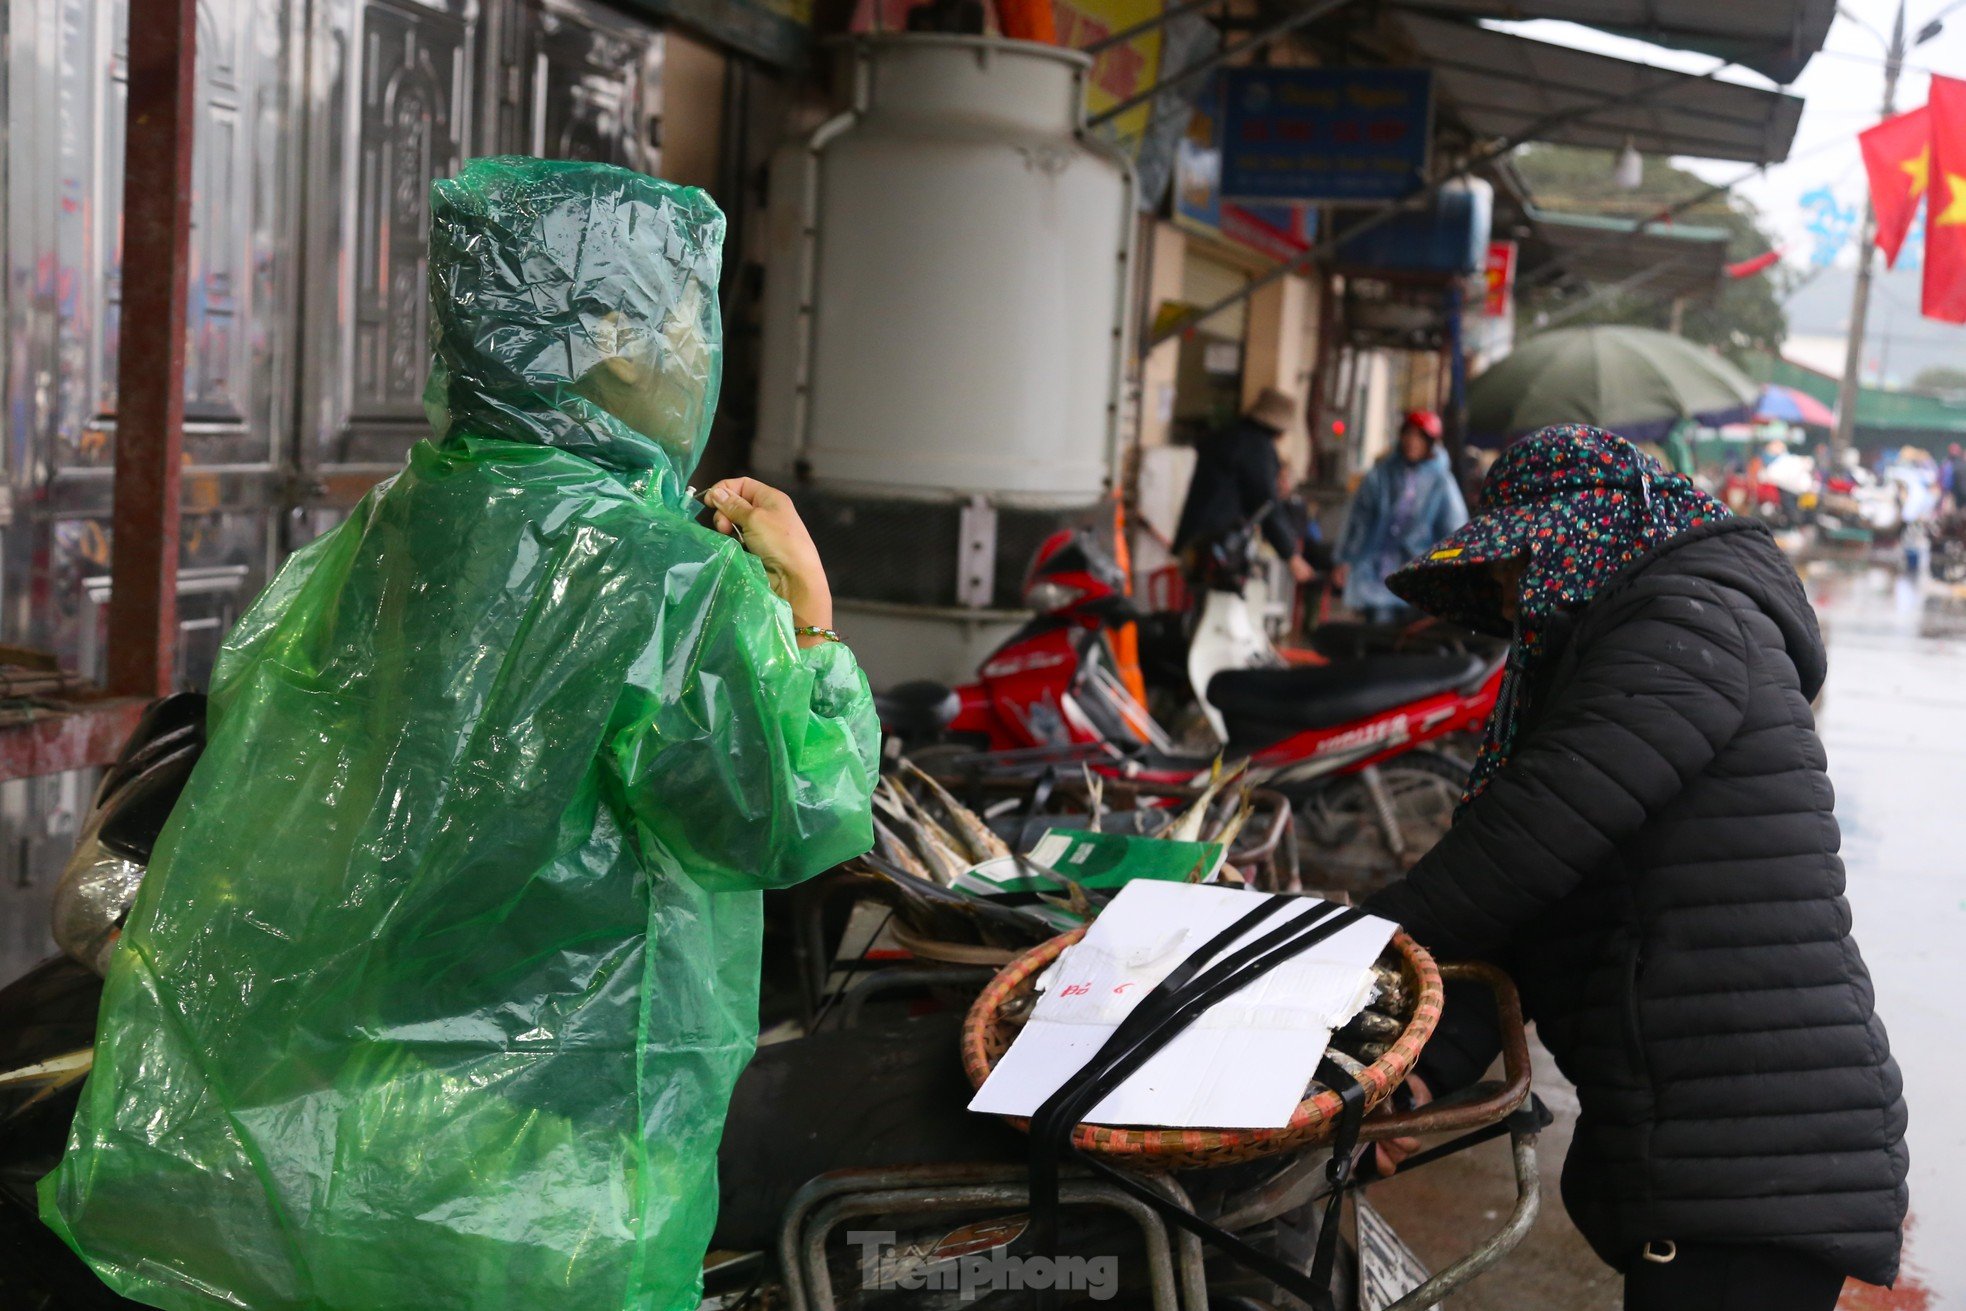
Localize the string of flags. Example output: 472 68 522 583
1859 75 1966 321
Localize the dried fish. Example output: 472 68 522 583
1183 850 1214 883
1035 875 1099 922
1205 785 1255 851
909 826 967 887
0 1048 93 1114
1081 764 1106 833
1167 756 1247 844
871 777 916 827
1345 1010 1403 1040
890 775 973 862
1369 965 1411 1012
899 758 1011 863
872 777 967 886
871 816 935 885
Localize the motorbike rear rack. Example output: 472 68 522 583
774 962 1539 1311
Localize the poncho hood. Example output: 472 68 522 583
423 156 725 491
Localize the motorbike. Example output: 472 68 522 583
1 693 206 1311
1719 453 1820 532
1 703 1545 1311
884 528 1505 888
1929 510 1966 583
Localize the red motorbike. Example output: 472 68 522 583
881 530 1505 886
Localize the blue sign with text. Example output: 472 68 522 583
1220 67 1433 203
1176 75 1319 262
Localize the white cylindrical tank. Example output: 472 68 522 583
757 34 1135 507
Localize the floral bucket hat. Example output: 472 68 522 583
1386 424 1728 638
1387 424 1729 806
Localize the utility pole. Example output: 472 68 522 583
1834 0 1907 464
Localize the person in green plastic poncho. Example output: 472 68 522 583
41 158 878 1311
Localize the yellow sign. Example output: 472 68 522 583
1150 298 1198 338
1054 0 1164 147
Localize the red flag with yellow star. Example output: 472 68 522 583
1924 77 1966 322
1860 105 1929 267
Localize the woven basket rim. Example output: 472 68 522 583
959 913 1443 1164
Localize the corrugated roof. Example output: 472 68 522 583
1528 209 1732 301
1394 0 1833 85
1396 13 1806 164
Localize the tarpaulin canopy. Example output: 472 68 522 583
1397 13 1806 164
1394 0 1833 85
1526 208 1733 302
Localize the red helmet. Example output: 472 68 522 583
1402 409 1443 441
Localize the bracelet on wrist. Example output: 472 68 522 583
794 625 843 643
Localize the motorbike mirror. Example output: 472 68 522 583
96 693 207 806
98 748 201 865
874 680 961 739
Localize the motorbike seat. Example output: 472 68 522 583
1206 653 1488 745
874 679 960 738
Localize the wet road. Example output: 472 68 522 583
1373 558 1963 1310
1808 560 1966 1311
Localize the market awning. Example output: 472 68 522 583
1395 13 1806 164
1526 208 1733 302
1393 0 1832 85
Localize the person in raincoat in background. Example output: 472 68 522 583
1332 409 1467 623
42 158 878 1311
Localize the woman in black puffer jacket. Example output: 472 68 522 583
1367 425 1908 1310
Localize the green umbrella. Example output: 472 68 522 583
1468 325 1759 443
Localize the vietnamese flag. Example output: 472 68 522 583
1860 105 1930 267
1924 77 1966 322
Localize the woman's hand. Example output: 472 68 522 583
703 477 835 646
1370 1073 1432 1176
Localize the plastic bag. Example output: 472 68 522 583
41 157 879 1311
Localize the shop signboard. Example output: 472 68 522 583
1176 76 1317 263
1482 240 1518 317
1219 68 1432 203
1055 0 1165 146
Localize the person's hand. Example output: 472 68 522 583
1371 1073 1432 1176
1289 555 1316 585
1330 563 1350 590
703 477 835 645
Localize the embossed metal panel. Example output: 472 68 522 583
298 0 662 503
64 0 298 469
299 0 480 476
1 0 671 919
518 0 663 168
4 0 296 671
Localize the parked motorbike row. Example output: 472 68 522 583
1718 448 1966 582
0 525 1545 1311
880 521 1504 895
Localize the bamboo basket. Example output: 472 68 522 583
960 926 1442 1170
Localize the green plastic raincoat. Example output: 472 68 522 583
41 157 878 1311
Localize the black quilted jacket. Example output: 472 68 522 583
1369 519 1909 1286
